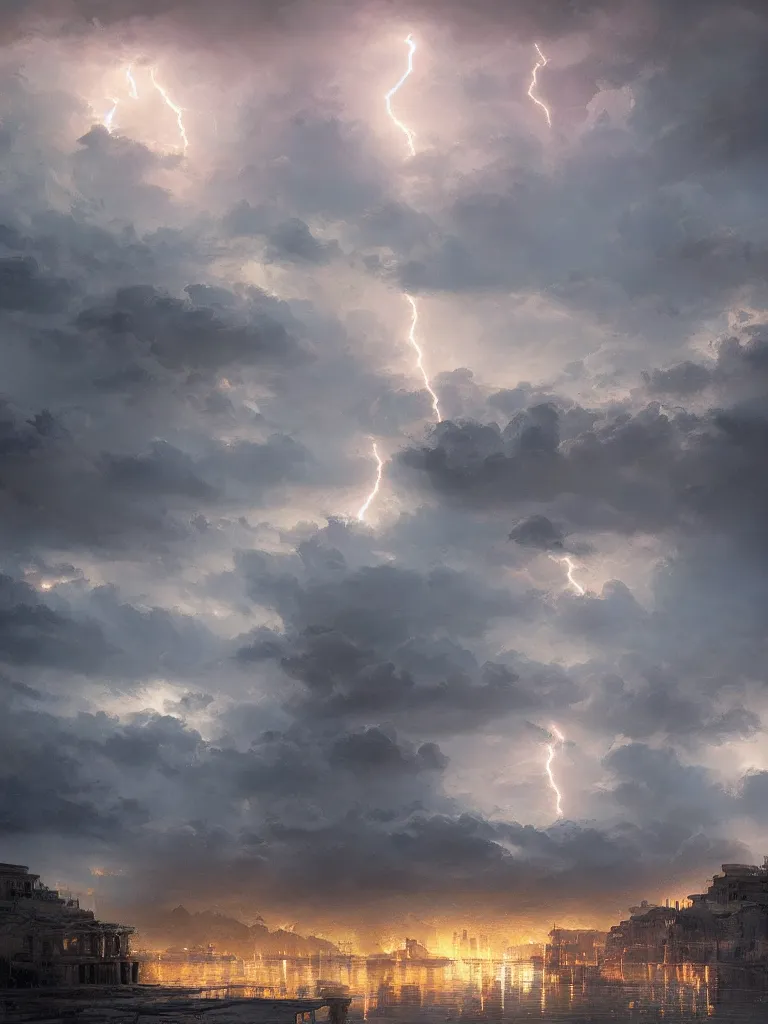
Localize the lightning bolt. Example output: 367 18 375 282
527 43 551 127
385 34 417 157
549 554 585 595
126 63 139 99
544 725 565 818
357 440 384 522
405 294 441 422
150 67 189 153
103 97 119 133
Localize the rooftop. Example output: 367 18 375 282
0 863 39 877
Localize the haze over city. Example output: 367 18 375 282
1 0 768 952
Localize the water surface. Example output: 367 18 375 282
141 957 768 1022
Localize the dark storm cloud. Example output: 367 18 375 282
329 729 448 775
643 361 713 397
397 378 768 548
104 434 310 500
394 319 768 764
740 772 768 824
393 166 768 328
0 672 755 919
163 691 214 715
0 256 72 312
0 210 322 559
399 405 676 530
277 635 578 733
0 699 150 840
224 203 342 266
508 514 564 551
73 128 178 226
643 329 768 406
581 669 761 747
237 544 521 648
11 0 765 50
232 529 578 734
603 744 731 831
0 574 113 673
75 284 304 374
118 804 752 922
0 397 307 555
0 0 767 934
266 219 342 266
0 572 222 684
341 5 768 365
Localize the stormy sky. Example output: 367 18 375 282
1 0 768 946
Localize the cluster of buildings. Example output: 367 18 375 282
544 928 607 968
504 941 544 963
450 930 491 959
4 854 768 991
0 863 139 987
605 858 768 966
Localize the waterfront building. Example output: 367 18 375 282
605 857 768 966
545 928 607 968
0 863 139 987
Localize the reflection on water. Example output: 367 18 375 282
140 956 768 1022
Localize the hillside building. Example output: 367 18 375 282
0 863 139 987
605 857 768 966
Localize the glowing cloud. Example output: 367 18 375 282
544 725 565 818
527 43 551 127
405 294 441 422
357 440 384 522
385 34 417 157
150 67 189 153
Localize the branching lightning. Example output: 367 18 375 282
545 725 565 818
549 554 585 595
357 441 384 522
150 67 189 153
528 43 551 127
385 34 417 157
405 294 441 422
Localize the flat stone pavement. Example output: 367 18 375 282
0 985 349 1024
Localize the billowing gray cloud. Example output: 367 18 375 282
508 514 564 551
0 0 766 943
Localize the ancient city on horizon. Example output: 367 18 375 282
3 853 768 988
